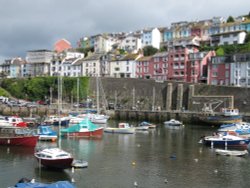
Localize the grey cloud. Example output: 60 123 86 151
0 0 250 61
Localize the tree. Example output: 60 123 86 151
216 47 225 56
143 46 158 56
227 16 235 23
245 32 250 43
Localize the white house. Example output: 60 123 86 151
94 34 117 53
141 28 161 49
26 49 54 76
109 54 142 78
119 34 142 53
230 53 250 87
80 52 107 77
211 31 247 46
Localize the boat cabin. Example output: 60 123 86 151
221 108 239 116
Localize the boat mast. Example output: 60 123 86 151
152 86 155 111
96 75 100 114
58 74 62 149
77 77 79 113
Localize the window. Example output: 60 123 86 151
212 64 218 69
127 66 129 71
212 72 217 77
211 79 218 85
115 67 119 71
248 70 250 77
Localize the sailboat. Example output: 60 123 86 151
34 75 73 169
87 76 109 124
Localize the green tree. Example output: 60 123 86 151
143 46 158 56
227 16 235 23
216 47 225 56
245 32 250 43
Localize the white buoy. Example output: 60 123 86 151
71 177 75 183
164 178 168 183
214 169 218 173
134 181 138 187
211 141 214 148
194 158 198 162
71 167 75 173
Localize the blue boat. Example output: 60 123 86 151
218 122 250 135
37 125 58 141
12 180 75 188
201 133 250 148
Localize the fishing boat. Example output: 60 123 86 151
164 119 183 127
215 149 248 157
0 116 28 127
199 108 242 126
60 118 104 138
200 133 250 148
0 126 38 147
34 147 74 169
37 125 57 141
12 178 75 188
104 123 135 134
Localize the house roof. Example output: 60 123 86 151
137 56 152 61
211 30 247 36
120 54 140 61
81 52 106 61
152 52 168 57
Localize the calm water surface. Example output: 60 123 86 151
1 121 250 188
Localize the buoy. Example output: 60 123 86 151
134 181 138 187
132 161 136 166
137 144 141 147
194 158 198 162
214 169 218 173
164 178 168 183
51 138 56 142
71 167 75 173
170 154 176 159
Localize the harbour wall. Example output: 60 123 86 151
1 77 250 123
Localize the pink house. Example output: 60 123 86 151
136 56 152 79
150 52 168 81
167 46 199 82
54 39 72 53
208 56 231 85
187 51 216 83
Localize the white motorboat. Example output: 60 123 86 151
34 148 73 169
104 123 135 134
164 119 183 127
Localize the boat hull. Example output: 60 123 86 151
62 127 103 138
215 149 248 156
199 115 242 125
0 136 39 147
35 157 73 169
104 127 135 134
203 139 250 148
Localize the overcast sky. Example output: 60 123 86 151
0 0 249 61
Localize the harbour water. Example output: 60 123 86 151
1 121 250 188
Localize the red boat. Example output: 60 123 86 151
34 148 74 169
0 126 39 147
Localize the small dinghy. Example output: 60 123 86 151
72 159 88 168
215 149 249 157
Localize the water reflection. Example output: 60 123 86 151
2 122 250 188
